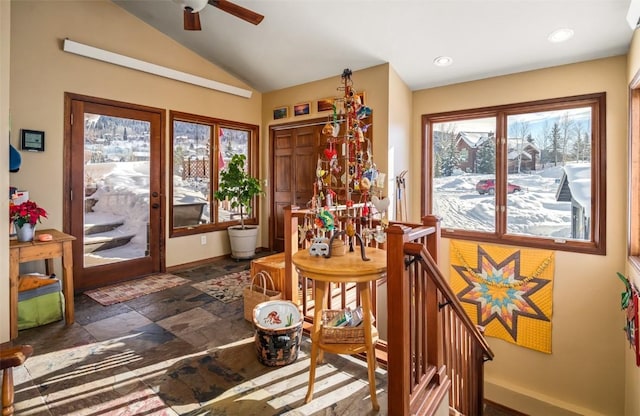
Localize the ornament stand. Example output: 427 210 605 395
305 68 389 257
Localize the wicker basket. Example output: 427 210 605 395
243 271 282 322
321 309 373 344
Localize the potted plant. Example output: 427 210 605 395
214 153 264 259
10 200 48 242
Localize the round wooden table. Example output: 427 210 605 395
292 247 386 411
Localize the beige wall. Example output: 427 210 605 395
625 28 640 416
388 65 413 220
1 0 11 343
413 57 628 415
9 0 262 270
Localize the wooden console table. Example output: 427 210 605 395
9 229 76 339
292 247 386 411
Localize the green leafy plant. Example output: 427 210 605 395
617 272 632 309
214 154 263 229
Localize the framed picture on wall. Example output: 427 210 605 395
21 129 45 152
293 102 311 116
317 98 334 112
273 106 289 120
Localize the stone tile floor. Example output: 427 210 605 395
4 255 388 415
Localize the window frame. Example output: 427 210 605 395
629 76 640 271
422 92 606 255
169 110 260 238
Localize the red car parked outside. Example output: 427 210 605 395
476 179 522 195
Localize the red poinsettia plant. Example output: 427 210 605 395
10 200 47 227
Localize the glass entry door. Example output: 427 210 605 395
65 94 164 291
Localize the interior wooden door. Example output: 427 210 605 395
271 124 323 252
64 93 165 291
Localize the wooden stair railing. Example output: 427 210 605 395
283 207 493 415
387 218 494 416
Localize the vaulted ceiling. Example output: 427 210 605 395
114 0 634 93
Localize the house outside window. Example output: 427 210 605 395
422 93 605 254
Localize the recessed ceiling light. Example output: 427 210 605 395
433 56 453 67
548 28 574 43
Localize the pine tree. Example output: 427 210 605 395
572 131 591 162
476 139 496 174
547 122 562 166
440 137 459 177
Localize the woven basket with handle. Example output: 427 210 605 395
243 270 282 321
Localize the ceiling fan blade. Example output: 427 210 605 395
208 0 264 25
184 7 202 31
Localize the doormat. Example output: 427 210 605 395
192 270 251 303
84 273 190 306
450 240 555 354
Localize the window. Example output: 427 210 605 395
629 78 640 270
422 93 606 254
170 111 259 237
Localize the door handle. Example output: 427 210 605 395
151 203 160 209
152 192 159 197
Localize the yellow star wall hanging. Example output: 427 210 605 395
450 240 555 353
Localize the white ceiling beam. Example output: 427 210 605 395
63 39 252 99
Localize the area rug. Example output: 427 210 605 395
84 273 190 306
450 240 555 353
192 270 251 303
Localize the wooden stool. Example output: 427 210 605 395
1 344 33 416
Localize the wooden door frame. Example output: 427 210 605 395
63 92 166 290
269 117 326 250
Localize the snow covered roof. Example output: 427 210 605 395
507 150 532 161
556 163 591 216
456 132 491 148
507 138 540 152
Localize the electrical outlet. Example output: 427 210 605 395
200 235 207 245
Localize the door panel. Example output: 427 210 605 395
65 94 164 291
293 129 317 207
271 124 322 251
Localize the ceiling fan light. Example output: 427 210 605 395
183 0 208 13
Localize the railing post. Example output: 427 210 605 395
284 205 299 305
422 215 441 264
422 215 445 382
386 224 411 415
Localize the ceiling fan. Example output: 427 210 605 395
175 0 264 31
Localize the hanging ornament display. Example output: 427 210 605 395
305 68 389 259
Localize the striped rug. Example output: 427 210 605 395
84 273 190 305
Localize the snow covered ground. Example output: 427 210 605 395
84 162 150 266
83 162 586 266
433 166 580 239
